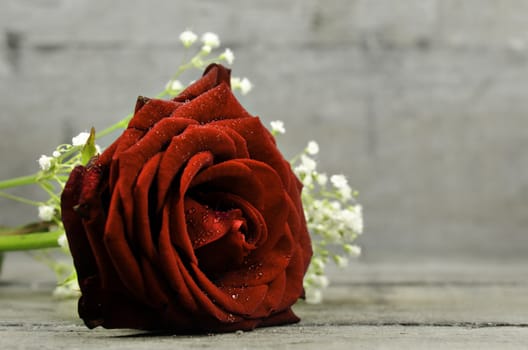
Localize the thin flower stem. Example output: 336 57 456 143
0 230 63 252
96 91 169 139
0 174 39 190
0 191 43 206
39 182 60 202
96 113 133 138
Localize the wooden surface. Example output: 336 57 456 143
1 253 527 349
2 0 528 262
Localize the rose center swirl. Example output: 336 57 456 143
183 196 259 274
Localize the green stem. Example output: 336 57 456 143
96 91 169 139
97 113 133 138
0 191 42 206
0 230 63 252
0 174 39 190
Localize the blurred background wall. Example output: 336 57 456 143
1 0 527 263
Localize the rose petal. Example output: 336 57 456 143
103 189 145 298
166 152 214 262
133 153 163 260
170 83 252 124
190 263 269 316
128 97 182 131
156 125 238 210
61 166 97 281
214 117 292 187
173 64 231 102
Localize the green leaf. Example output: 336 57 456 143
80 127 97 165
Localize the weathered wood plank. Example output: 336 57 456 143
1 254 527 349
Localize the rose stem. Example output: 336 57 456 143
0 230 62 252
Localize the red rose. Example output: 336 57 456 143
61 64 312 333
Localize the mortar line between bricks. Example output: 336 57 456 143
302 322 528 328
334 281 528 287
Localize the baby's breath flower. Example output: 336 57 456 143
295 154 317 174
311 256 326 271
339 205 364 234
179 30 198 47
334 255 349 268
57 233 68 249
165 80 184 96
330 200 342 211
38 155 53 171
239 77 252 95
201 45 212 54
344 244 362 257
165 79 184 93
52 150 61 158
306 141 319 155
52 279 80 299
316 173 328 186
72 132 90 147
312 274 330 289
220 48 235 65
352 205 364 234
305 287 323 304
38 205 55 222
331 174 352 200
270 120 286 134
201 32 220 48
330 174 348 189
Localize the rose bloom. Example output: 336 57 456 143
61 64 312 333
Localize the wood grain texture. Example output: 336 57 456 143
1 0 527 261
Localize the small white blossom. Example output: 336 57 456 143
306 141 319 155
230 77 240 87
38 155 53 171
352 205 364 234
221 48 235 64
334 255 349 268
52 279 80 299
331 174 352 200
344 244 362 257
166 80 183 92
339 205 364 234
312 275 330 289
270 120 286 134
311 256 326 271
305 287 323 304
52 150 61 158
57 233 68 248
330 200 342 211
239 78 252 95
201 32 220 48
300 172 313 187
179 30 198 47
200 45 212 54
299 155 317 173
330 174 348 189
38 205 55 221
316 173 328 186
72 132 90 147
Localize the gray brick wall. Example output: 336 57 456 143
1 0 527 262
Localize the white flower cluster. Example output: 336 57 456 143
35 131 102 224
165 31 251 98
230 77 253 95
270 120 286 136
276 126 363 304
